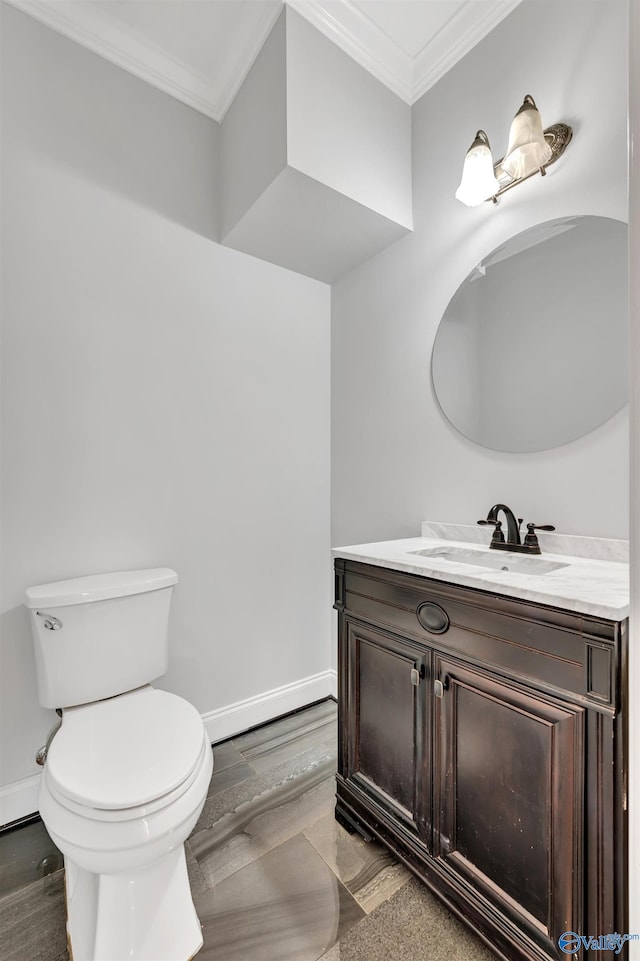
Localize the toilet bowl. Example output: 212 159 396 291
25 568 213 961
40 687 213 961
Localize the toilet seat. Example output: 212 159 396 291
43 738 209 822
45 686 209 821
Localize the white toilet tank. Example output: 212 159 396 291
25 569 178 709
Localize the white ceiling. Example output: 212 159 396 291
8 0 522 122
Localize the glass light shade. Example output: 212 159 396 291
455 131 500 207
502 95 552 180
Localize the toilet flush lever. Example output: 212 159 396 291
36 612 63 631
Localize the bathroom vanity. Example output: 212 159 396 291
333 524 628 961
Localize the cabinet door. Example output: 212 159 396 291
434 656 584 960
344 619 429 840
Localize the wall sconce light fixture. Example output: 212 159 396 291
455 95 572 207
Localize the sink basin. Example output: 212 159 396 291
409 546 569 576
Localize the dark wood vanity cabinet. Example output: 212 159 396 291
334 559 627 961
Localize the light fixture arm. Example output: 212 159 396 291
492 122 573 201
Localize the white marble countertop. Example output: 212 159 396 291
332 522 629 620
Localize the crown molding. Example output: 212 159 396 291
6 0 522 118
287 0 414 103
215 5 284 121
412 0 524 103
5 0 223 119
4 0 281 123
289 0 522 105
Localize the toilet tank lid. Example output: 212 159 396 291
25 568 178 609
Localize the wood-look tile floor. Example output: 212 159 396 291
0 699 496 961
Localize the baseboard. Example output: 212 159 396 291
202 669 336 744
1 669 338 827
0 773 41 829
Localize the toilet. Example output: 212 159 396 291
25 568 213 961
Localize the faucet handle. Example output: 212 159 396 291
524 523 555 550
478 518 505 544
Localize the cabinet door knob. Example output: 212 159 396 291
434 679 444 698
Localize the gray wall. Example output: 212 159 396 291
0 6 331 802
332 0 629 545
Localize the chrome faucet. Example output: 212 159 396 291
478 504 555 554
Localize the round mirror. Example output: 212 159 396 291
431 216 628 452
